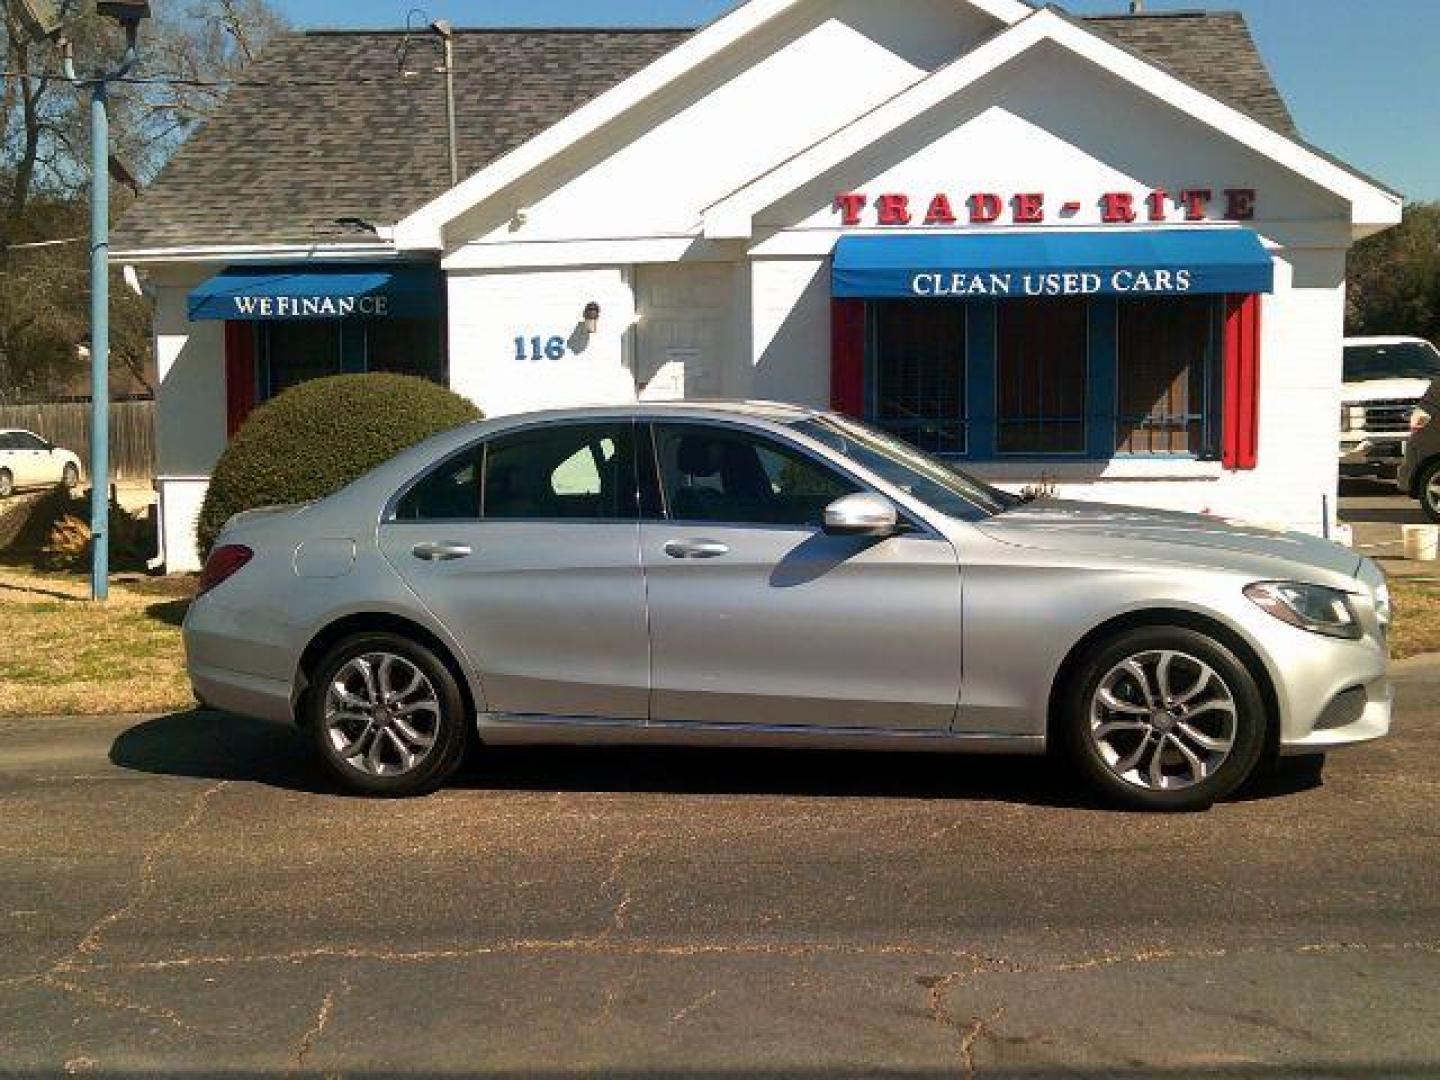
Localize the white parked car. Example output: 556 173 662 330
1339 336 1440 477
0 429 82 498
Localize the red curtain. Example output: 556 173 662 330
224 322 257 437
1222 295 1262 470
831 299 866 417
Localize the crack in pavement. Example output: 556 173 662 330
58 934 1440 977
33 780 230 1037
670 988 719 1026
600 838 638 935
289 978 349 1077
41 974 200 1035
957 1004 1006 1078
66 780 230 964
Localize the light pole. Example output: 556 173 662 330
39 1 148 601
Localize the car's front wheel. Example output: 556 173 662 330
1061 627 1268 811
61 462 79 490
0 469 12 499
307 633 470 797
1416 459 1440 523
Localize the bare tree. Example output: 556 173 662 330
0 0 286 402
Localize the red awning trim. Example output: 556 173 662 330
831 299 866 418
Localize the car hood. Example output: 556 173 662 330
1341 378 1431 403
978 499 1363 582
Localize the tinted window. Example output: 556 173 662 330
484 423 637 521
655 424 857 527
1344 342 1440 382
394 448 482 522
0 433 17 451
11 432 45 450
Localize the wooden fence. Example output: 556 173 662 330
0 400 155 481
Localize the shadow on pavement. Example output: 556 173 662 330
109 710 1322 809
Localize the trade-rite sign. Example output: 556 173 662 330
835 188 1258 227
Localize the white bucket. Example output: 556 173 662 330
1403 524 1439 562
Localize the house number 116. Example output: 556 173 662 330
515 335 567 362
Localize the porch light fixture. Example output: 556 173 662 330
583 302 602 334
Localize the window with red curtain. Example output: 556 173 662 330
1116 296 1221 457
224 322 256 437
995 297 1088 455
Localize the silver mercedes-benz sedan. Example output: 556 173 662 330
184 402 1392 810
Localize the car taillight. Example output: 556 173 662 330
198 544 253 597
1411 408 1432 434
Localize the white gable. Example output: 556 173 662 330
765 41 1348 236
401 0 1023 252
707 8 1399 241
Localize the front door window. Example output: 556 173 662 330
653 424 857 527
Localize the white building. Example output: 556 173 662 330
114 0 1401 572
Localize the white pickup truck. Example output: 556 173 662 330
1339 336 1440 478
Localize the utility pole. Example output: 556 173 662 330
55 1 150 602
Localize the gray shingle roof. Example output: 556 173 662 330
114 12 1301 251
113 28 690 249
1080 11 1296 137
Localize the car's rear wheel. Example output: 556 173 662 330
0 469 12 499
1061 627 1268 811
307 633 469 797
1416 460 1440 523
61 462 79 490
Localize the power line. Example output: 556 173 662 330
0 69 446 89
2 236 85 249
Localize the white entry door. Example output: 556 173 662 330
635 264 735 401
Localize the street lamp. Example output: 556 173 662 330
19 0 149 601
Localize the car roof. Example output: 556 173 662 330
478 400 824 425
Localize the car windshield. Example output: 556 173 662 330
792 415 1019 521
1344 341 1440 382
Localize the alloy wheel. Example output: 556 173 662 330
1425 472 1440 517
323 652 442 778
1088 649 1238 792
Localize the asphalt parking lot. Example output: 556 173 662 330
1 665 1438 1079
1340 476 1434 573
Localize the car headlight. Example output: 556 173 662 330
1244 582 1363 640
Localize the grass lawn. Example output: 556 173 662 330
0 569 1438 719
1387 577 1440 660
0 570 195 717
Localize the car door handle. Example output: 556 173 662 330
664 539 730 560
412 542 473 563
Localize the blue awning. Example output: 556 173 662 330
832 229 1274 300
188 263 443 321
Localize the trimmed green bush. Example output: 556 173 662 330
196 374 481 557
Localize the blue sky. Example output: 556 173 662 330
274 0 1439 201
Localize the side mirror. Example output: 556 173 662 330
823 492 900 537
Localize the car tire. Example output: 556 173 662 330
1416 460 1440 523
1060 626 1268 812
62 463 79 490
0 469 11 499
306 632 470 798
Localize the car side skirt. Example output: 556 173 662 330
476 714 1047 755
